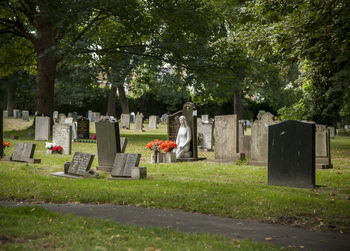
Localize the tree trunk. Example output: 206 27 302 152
107 86 117 117
233 89 243 120
118 84 129 114
6 79 16 116
34 2 56 117
0 111 3 158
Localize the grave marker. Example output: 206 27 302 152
134 112 144 131
11 142 40 163
22 110 29 121
35 116 51 141
53 124 72 155
268 120 315 188
111 153 141 177
148 115 158 129
77 117 90 139
315 124 333 169
197 118 214 151
59 114 66 123
67 152 95 176
120 114 130 129
13 109 21 118
3 110 8 118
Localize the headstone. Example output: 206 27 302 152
67 152 95 176
53 111 59 123
134 112 144 131
0 111 3 158
214 114 243 161
130 112 135 123
88 110 92 121
197 118 214 151
96 119 121 172
72 112 78 122
91 112 100 122
11 142 37 162
120 137 128 153
328 126 335 139
21 110 30 121
148 115 158 129
3 110 8 118
315 124 333 169
268 120 315 188
239 135 251 159
161 113 168 124
67 112 73 118
13 109 19 118
64 117 73 124
53 124 72 155
59 114 66 123
167 102 198 160
249 112 277 166
111 153 141 177
77 117 90 139
238 121 245 136
201 114 209 123
120 114 130 129
35 116 51 141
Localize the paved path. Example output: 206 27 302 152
1 201 349 250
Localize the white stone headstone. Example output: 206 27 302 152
35 116 51 141
53 123 72 155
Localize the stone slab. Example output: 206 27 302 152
111 153 141 177
53 124 72 155
67 152 95 176
35 116 51 141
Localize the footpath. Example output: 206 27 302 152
1 201 349 250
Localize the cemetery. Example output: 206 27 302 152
1 0 349 250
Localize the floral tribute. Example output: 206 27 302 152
45 142 63 154
159 140 177 153
2 140 10 148
145 139 163 152
92 134 97 140
45 142 57 150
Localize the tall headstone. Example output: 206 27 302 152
197 118 214 151
67 152 95 176
249 112 277 166
91 112 100 122
315 124 333 169
59 114 66 123
268 120 315 188
111 153 141 177
130 112 135 123
120 114 131 129
53 111 59 123
201 114 209 123
134 112 144 131
239 135 251 159
53 124 72 155
21 110 30 121
214 114 242 161
64 117 73 124
96 119 121 172
0 111 3 158
3 110 8 118
77 117 90 139
13 109 21 118
148 115 158 129
11 142 36 162
35 116 51 141
327 126 335 139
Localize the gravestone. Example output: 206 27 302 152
328 126 335 139
64 117 73 124
11 142 40 163
67 112 72 118
120 114 130 129
96 119 121 172
238 120 245 136
72 112 78 122
59 114 66 123
111 153 141 177
13 109 21 118
134 112 144 131
268 120 315 188
167 102 198 160
35 116 51 141
0 111 3 158
249 112 277 166
53 124 72 155
239 135 251 159
91 112 101 122
3 110 8 118
77 117 90 139
201 114 209 123
315 124 333 169
161 113 168 124
130 112 135 123
53 111 59 123
21 110 29 121
214 114 243 161
148 115 158 129
197 118 214 151
88 110 92 121
67 152 95 176
120 137 128 153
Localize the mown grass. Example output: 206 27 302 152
1 118 350 234
0 206 282 250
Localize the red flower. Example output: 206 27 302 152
159 140 177 153
2 141 10 147
145 139 164 151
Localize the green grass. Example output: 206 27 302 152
0 206 282 250
1 118 350 234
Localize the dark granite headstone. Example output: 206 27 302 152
11 142 36 162
96 120 121 172
77 117 90 139
268 120 315 188
0 111 3 158
111 153 141 177
67 152 95 176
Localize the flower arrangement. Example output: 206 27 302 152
159 140 177 153
45 142 63 154
145 139 163 152
93 134 96 140
3 140 10 148
45 142 57 150
51 146 63 154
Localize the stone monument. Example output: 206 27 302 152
268 120 315 188
53 124 72 155
11 142 40 163
35 116 51 141
148 115 158 129
315 124 333 169
111 153 144 178
197 118 214 151
22 110 29 121
134 112 144 131
120 114 131 129
77 117 90 139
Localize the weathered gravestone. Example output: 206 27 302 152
238 120 245 136
77 117 90 139
53 124 72 155
0 111 3 158
239 135 251 159
214 114 244 161
21 110 29 121
249 112 278 166
11 142 40 163
120 114 131 129
148 115 158 129
72 112 78 122
134 112 144 131
130 112 135 123
3 110 8 118
315 124 333 169
13 109 21 118
64 117 73 124
67 152 95 176
35 116 50 141
197 118 214 151
201 114 209 123
91 112 101 122
59 114 66 123
111 153 143 178
328 126 335 139
96 119 121 172
268 120 315 188
120 137 128 153
167 102 198 160
53 111 59 123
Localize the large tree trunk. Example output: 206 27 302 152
6 79 16 116
118 84 129 114
107 86 117 117
233 89 243 120
34 2 56 117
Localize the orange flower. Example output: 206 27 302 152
2 141 10 147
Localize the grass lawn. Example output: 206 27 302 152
1 117 350 248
